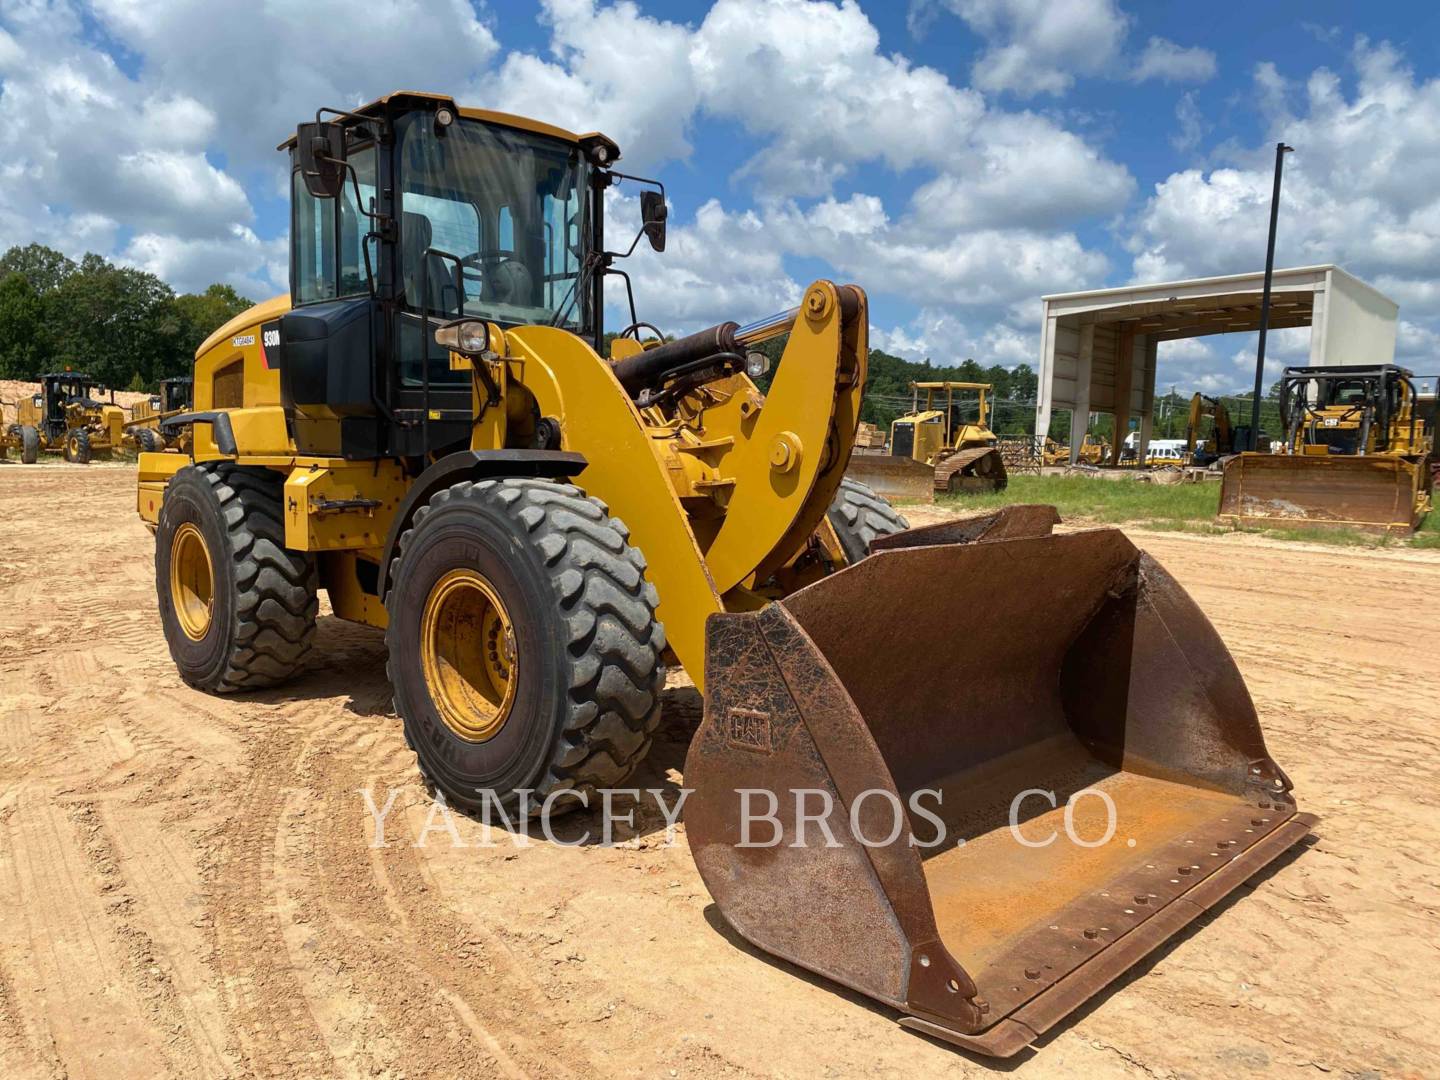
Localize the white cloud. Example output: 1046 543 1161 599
914 0 1212 96
603 191 802 333
1128 39 1440 318
123 226 287 298
1171 91 1205 153
873 308 1038 367
492 0 700 170
0 0 499 292
907 111 1133 230
1130 37 1217 84
946 0 1130 97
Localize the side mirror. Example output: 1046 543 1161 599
296 121 346 199
640 190 667 252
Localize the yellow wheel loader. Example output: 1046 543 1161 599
125 375 194 453
849 381 1007 499
135 92 1312 1057
14 372 126 464
1219 364 1433 533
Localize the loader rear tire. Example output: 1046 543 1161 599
827 477 909 564
155 463 318 692
386 479 666 816
64 428 91 464
19 425 38 464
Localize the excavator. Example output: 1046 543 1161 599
133 91 1312 1056
1185 392 1235 467
1219 364 1432 533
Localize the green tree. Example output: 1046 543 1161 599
45 254 183 389
0 243 76 295
174 283 255 363
0 272 46 379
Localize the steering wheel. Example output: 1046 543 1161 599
459 249 515 269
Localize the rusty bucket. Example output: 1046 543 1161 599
684 506 1314 1056
1218 451 1430 534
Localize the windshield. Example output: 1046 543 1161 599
398 114 590 331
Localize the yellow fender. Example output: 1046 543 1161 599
506 325 723 687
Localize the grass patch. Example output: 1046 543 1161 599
1410 511 1440 549
915 472 1439 550
929 474 1219 527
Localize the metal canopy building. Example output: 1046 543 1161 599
1034 265 1398 464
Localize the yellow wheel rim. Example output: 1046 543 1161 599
420 568 517 742
170 522 214 641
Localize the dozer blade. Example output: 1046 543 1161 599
685 506 1313 1057
845 452 936 503
1218 451 1430 534
934 445 1007 493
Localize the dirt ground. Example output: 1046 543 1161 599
0 464 1436 1079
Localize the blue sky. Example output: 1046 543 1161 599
3 0 1439 394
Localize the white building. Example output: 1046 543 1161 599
1034 265 1399 465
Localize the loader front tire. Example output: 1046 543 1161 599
827 477 909 564
19 425 38 464
386 479 666 816
155 464 318 692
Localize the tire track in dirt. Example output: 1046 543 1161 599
0 789 170 1078
244 669 590 1079
67 801 233 1077
201 721 342 1078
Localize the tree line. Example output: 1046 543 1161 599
0 244 255 391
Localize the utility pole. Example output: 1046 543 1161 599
1251 141 1293 449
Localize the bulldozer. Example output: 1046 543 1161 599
134 91 1312 1056
13 372 127 463
849 381 1007 500
1185 393 1235 467
1219 364 1433 533
125 375 195 453
1042 433 1108 466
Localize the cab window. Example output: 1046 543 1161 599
292 145 378 305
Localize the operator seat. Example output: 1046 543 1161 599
401 213 460 315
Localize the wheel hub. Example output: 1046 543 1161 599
420 568 517 742
170 522 215 640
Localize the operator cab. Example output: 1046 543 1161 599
38 372 98 432
277 92 662 462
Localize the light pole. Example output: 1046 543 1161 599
1251 142 1293 449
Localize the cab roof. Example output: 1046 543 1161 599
276 91 619 161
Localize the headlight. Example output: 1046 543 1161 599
745 351 771 379
434 319 490 356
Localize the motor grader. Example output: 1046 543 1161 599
125 375 194 453
1 398 39 462
135 91 1312 1057
13 372 126 463
1219 363 1432 533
